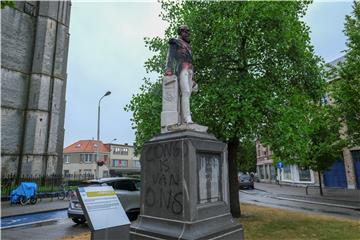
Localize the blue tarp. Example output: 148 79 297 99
10 182 38 204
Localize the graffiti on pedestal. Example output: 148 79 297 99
143 141 183 215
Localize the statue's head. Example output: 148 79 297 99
177 25 190 43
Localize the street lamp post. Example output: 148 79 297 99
96 91 111 179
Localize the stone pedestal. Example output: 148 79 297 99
130 130 244 240
91 225 129 240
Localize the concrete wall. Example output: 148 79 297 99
1 1 71 177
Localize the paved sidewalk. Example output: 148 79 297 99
255 182 360 209
1 198 69 218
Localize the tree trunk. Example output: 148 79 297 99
228 137 241 218
318 171 323 196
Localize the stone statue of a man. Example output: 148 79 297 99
161 25 207 133
165 25 198 124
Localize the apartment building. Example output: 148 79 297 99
256 56 360 189
325 56 360 189
63 140 110 178
104 143 141 177
256 141 317 186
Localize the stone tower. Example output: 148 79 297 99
1 1 71 178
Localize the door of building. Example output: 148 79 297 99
323 160 347 188
351 150 360 189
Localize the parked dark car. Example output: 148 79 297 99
238 172 254 189
68 177 140 224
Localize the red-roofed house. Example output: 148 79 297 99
63 140 110 178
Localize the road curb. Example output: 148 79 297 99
1 207 68 219
253 188 268 192
1 218 63 230
273 196 360 210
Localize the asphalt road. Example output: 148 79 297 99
239 189 360 220
1 210 67 229
1 211 89 240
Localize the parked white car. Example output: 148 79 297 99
67 177 140 224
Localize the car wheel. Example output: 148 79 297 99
72 218 86 224
127 212 139 221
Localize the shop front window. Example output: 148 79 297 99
270 166 276 180
283 165 292 180
299 167 311 182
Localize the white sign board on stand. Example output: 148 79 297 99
77 186 130 231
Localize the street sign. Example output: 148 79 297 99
277 162 284 169
77 186 130 231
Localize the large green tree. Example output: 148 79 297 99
126 1 324 217
125 78 161 154
261 92 347 195
332 1 360 146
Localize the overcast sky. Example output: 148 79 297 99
64 0 353 147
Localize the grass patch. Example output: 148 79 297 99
59 203 360 240
240 203 360 240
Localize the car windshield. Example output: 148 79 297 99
240 174 250 180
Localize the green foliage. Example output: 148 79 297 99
332 1 360 146
128 1 324 148
238 139 257 173
261 92 347 172
1 0 15 9
124 78 162 154
126 0 330 215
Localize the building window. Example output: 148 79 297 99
81 154 93 163
352 150 360 161
64 155 70 164
113 160 128 168
113 160 119 167
64 170 69 176
120 148 128 155
134 160 141 168
298 167 311 182
113 147 129 155
283 165 292 180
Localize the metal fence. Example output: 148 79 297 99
1 174 95 200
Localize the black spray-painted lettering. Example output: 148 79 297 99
144 142 183 215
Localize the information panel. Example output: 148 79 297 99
77 186 130 231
